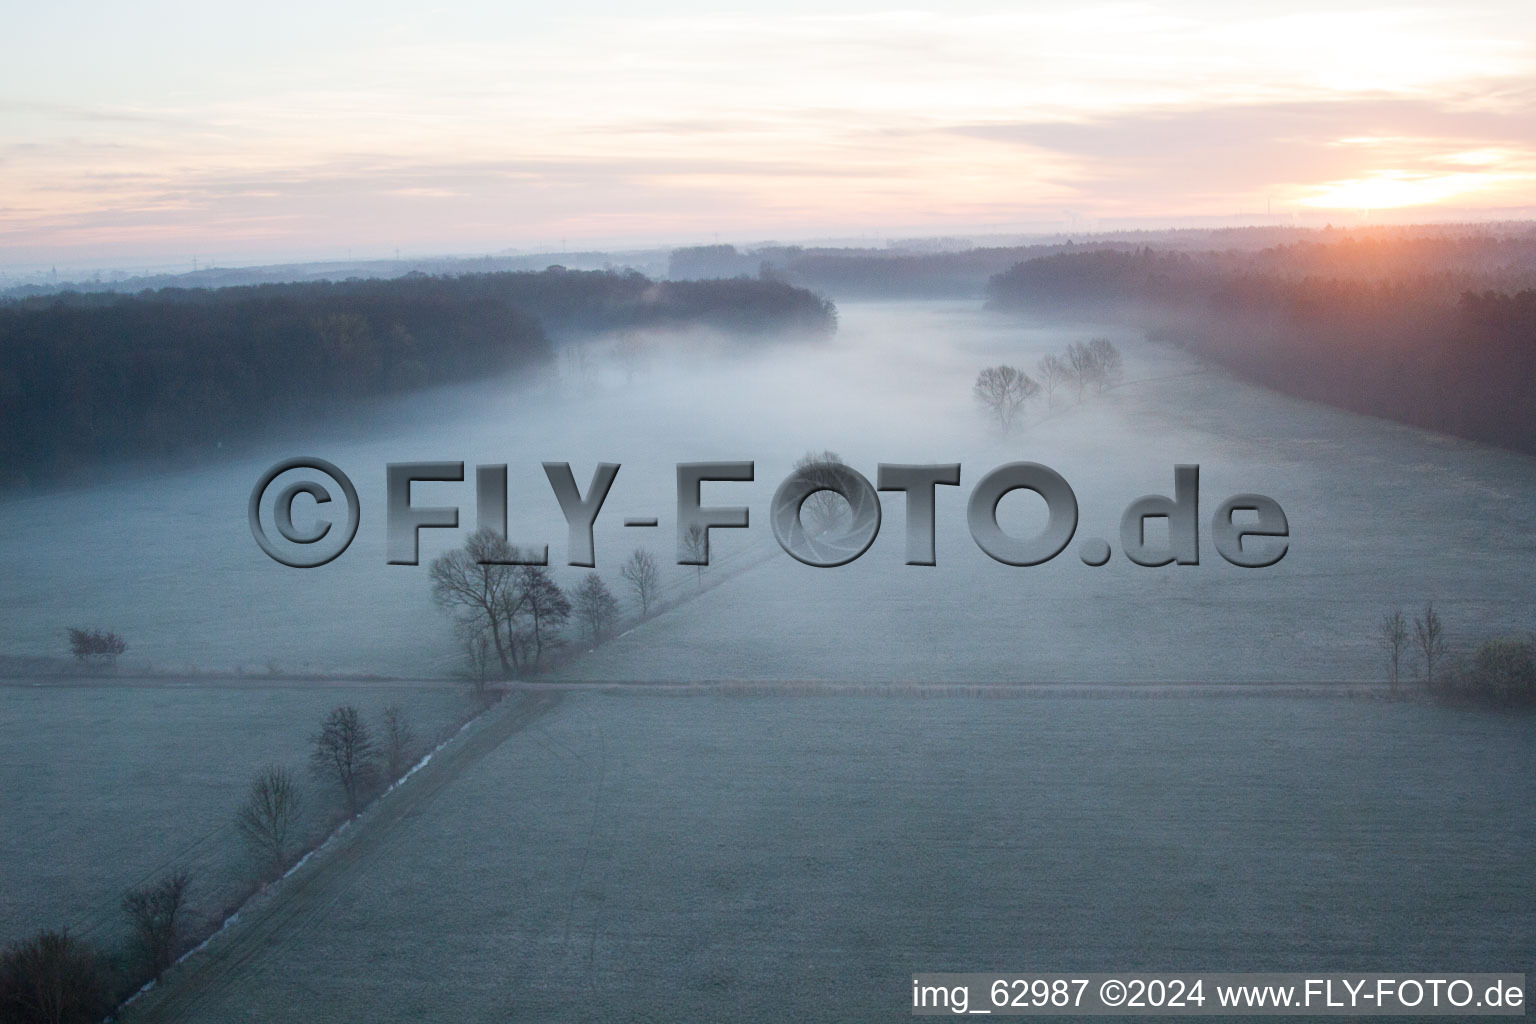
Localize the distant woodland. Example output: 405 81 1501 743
0 269 837 489
986 232 1536 456
665 227 1466 299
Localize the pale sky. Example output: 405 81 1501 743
3 0 1535 268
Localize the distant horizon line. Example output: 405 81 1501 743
5 209 1535 285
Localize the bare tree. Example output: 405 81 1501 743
430 529 576 679
381 705 416 780
235 765 303 879
429 528 533 678
454 616 496 704
0 929 112 1024
1378 609 1408 693
310 705 379 816
682 523 709 587
122 869 191 981
1086 337 1123 391
510 567 570 669
573 573 619 642
972 365 1040 431
1065 341 1099 398
792 450 849 535
1414 602 1448 686
1035 353 1069 409
620 547 660 616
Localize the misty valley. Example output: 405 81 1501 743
1 226 1532 1022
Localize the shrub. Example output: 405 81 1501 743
65 628 126 666
1467 637 1536 706
0 928 112 1024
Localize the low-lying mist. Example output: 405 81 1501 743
2 299 1533 684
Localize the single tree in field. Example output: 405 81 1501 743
792 450 849 536
573 573 619 643
235 765 303 879
1086 337 1123 391
430 528 537 678
0 928 112 1024
510 566 570 669
1414 602 1447 686
122 869 191 981
681 523 709 587
1035 353 1069 409
1378 609 1409 693
972 365 1039 432
620 547 660 617
310 705 379 816
381 705 416 780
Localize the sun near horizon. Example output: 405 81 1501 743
3 1 1535 270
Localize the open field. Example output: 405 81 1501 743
127 690 1535 1023
0 678 476 952
2 299 1532 1019
1 301 1533 683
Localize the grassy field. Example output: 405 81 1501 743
128 691 1535 1023
0 678 476 955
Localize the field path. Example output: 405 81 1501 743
125 691 563 1023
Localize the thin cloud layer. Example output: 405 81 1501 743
3 2 1534 264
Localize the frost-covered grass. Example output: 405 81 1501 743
141 692 1536 1023
0 679 474 951
2 300 1532 682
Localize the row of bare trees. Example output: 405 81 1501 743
434 451 869 685
0 699 428 1023
0 867 198 1021
235 702 418 873
973 338 1123 432
432 528 694 686
1378 603 1447 693
0 865 197 1024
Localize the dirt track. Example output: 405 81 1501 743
124 692 562 1023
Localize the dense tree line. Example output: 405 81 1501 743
0 269 836 489
985 232 1536 455
670 242 1142 299
665 227 1493 299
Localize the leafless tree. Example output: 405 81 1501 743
454 616 496 704
682 523 709 587
510 567 570 669
122 869 191 981
792 450 849 535
1415 602 1448 686
1035 353 1069 408
620 547 660 616
1378 609 1408 693
1086 337 1124 391
429 528 525 678
573 573 619 642
0 928 111 1024
381 705 416 780
1065 341 1098 398
972 365 1039 431
310 705 379 816
235 765 303 879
